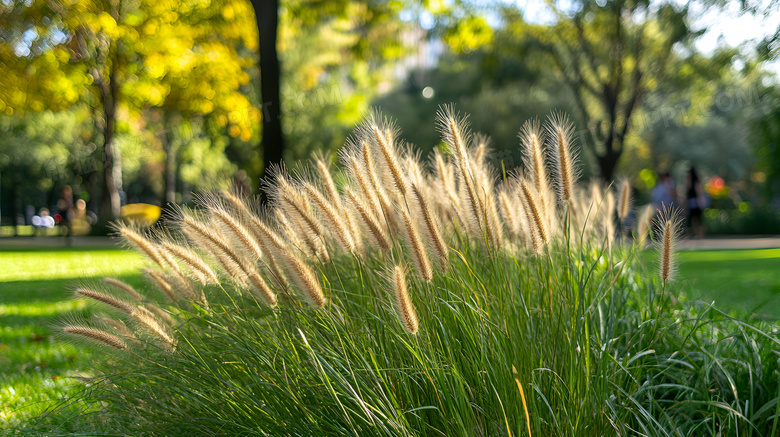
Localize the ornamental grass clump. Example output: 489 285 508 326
47 107 780 437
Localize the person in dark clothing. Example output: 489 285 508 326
686 166 705 239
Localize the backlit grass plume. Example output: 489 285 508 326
656 206 683 286
53 106 780 437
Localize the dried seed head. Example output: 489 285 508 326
102 277 142 301
180 212 251 285
345 188 391 252
400 206 434 282
114 223 167 268
144 303 173 326
313 153 341 208
656 206 682 286
636 204 654 245
143 268 178 303
63 325 127 350
75 287 135 315
411 183 448 270
519 180 549 251
519 119 551 202
211 206 264 260
546 112 579 205
158 239 219 285
282 252 326 308
304 181 356 253
247 271 278 307
617 179 632 220
133 306 177 347
363 111 407 197
389 265 419 335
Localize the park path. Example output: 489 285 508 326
677 236 780 251
1 236 779 250
0 236 116 248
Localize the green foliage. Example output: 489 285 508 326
753 90 780 200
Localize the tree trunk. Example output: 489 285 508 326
596 142 621 181
164 138 177 205
251 0 284 181
99 68 122 219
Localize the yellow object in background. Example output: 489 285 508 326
120 204 162 227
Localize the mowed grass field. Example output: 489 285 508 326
0 243 779 429
675 248 780 319
0 244 144 428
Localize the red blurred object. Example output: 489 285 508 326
705 176 726 197
54 214 62 223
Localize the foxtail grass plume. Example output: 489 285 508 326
143 268 178 303
399 205 434 282
519 179 550 251
313 153 342 207
360 140 398 231
656 206 682 286
114 223 167 268
133 306 177 347
345 188 392 252
363 112 407 198
436 105 487 239
410 183 449 270
158 239 219 285
102 278 142 301
546 113 579 205
75 287 135 315
519 119 551 208
389 265 418 334
210 204 264 260
617 179 632 221
282 251 327 308
636 204 654 245
63 325 127 351
303 181 356 253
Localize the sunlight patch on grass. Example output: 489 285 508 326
677 248 780 262
0 248 143 282
0 300 86 317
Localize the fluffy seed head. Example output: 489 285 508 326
102 278 142 301
519 119 551 200
546 112 579 205
304 181 356 253
519 180 549 251
656 206 682 286
314 153 341 208
617 179 632 220
389 265 419 335
400 206 434 282
114 223 166 268
411 183 449 270
636 204 654 245
143 268 177 303
211 206 264 260
75 287 135 315
345 188 391 252
158 239 219 285
282 252 326 308
363 111 407 197
133 306 177 347
63 325 127 350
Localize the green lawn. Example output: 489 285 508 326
676 248 780 319
1 244 778 429
0 245 143 428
